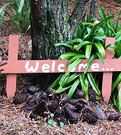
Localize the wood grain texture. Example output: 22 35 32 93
102 37 115 103
6 35 19 99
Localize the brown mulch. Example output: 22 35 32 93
0 96 121 135
0 0 121 134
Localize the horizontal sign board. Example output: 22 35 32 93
0 59 121 74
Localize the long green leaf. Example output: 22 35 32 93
85 45 92 59
82 22 93 26
5 12 21 31
112 73 121 92
18 0 25 13
66 59 83 76
59 52 78 60
48 75 62 89
0 3 11 14
98 6 106 20
108 13 113 28
59 74 69 87
77 41 92 50
68 79 80 99
94 42 106 58
0 11 4 29
93 35 105 42
66 39 82 44
84 54 97 74
74 25 82 38
67 54 85 66
105 44 115 50
79 73 86 90
107 23 115 35
87 73 100 94
54 42 73 48
64 73 79 86
79 73 89 100
116 10 121 32
96 52 104 65
57 85 72 93
119 88 121 112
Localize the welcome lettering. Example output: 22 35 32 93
24 60 100 73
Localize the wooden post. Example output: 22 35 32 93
6 35 19 99
102 37 115 103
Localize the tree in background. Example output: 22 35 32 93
30 0 97 89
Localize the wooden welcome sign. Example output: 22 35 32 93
0 35 117 103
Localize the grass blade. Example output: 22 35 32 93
68 79 80 99
66 39 82 44
98 6 106 20
79 73 89 100
84 54 96 74
48 74 62 89
85 45 92 59
66 59 83 76
77 41 92 50
18 0 25 13
59 52 78 60
67 54 85 66
96 52 104 65
57 85 72 93
112 73 121 92
59 74 69 87
0 11 4 29
94 42 106 58
87 73 101 94
0 3 11 14
55 42 73 48
64 73 79 86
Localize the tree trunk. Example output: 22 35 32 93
30 0 70 89
89 0 98 22
30 0 97 89
31 0 69 60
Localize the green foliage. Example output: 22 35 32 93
0 3 11 29
47 113 65 128
1 0 31 33
49 7 121 104
115 0 121 3
60 122 64 128
69 0 78 5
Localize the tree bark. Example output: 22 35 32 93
31 0 69 60
89 0 98 22
68 0 92 36
30 0 97 89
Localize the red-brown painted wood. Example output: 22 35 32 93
6 35 19 99
6 74 17 99
1 59 121 73
102 37 115 103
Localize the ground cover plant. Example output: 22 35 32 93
0 2 11 29
0 0 30 33
49 6 121 111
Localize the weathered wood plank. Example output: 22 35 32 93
1 59 121 73
102 37 115 103
6 35 19 99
